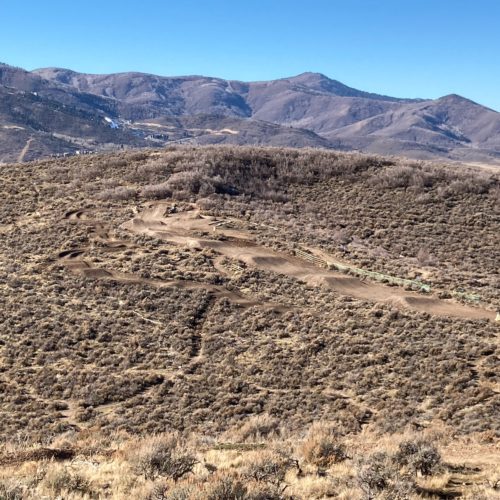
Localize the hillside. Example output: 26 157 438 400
2 63 500 163
0 146 499 498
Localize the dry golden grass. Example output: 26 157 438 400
0 424 499 499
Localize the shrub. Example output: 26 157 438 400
0 481 24 500
372 163 445 190
107 157 128 168
230 414 281 442
302 435 347 467
394 439 441 476
246 484 288 500
42 466 91 496
166 171 216 197
301 424 348 467
51 401 68 411
73 165 102 181
443 176 492 196
75 406 96 422
489 185 500 201
128 151 149 162
196 197 219 211
141 182 173 200
244 452 296 494
204 475 248 500
245 458 287 488
96 186 137 200
332 228 352 245
378 477 416 500
146 481 194 500
129 435 197 481
356 452 398 499
416 248 437 267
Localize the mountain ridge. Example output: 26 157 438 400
1 62 499 164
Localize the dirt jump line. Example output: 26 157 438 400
57 252 284 310
56 248 287 313
122 203 496 322
59 205 290 312
302 246 488 305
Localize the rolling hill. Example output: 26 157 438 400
1 146 499 498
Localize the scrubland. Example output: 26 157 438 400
0 146 498 498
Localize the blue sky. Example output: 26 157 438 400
2 0 499 110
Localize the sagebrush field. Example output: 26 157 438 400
0 146 498 499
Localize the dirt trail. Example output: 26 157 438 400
17 137 33 163
57 208 286 312
123 203 496 321
57 247 285 311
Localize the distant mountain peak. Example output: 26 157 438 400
439 93 471 103
1 62 499 164
284 71 415 103
33 67 78 74
291 71 330 80
288 71 352 88
434 93 496 110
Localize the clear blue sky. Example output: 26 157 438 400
2 0 499 110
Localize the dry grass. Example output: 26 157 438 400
0 426 498 499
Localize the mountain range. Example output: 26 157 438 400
1 62 500 163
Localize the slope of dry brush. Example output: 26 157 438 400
0 146 498 499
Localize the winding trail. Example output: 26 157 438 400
57 247 286 311
123 203 496 322
57 208 287 312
